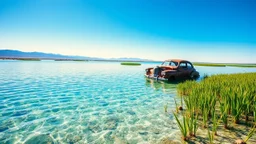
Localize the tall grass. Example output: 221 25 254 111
244 124 256 143
193 63 256 68
173 112 188 141
175 72 256 142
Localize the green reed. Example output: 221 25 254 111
211 110 218 135
254 102 256 123
244 124 256 143
174 98 179 113
175 72 256 143
164 104 168 113
173 112 188 141
192 109 199 137
207 129 214 144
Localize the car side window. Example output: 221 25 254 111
179 62 187 69
187 63 193 69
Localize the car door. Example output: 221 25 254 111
177 62 188 78
186 62 194 77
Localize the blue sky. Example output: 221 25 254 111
0 0 255 63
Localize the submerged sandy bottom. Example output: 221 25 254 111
0 62 182 143
0 61 256 143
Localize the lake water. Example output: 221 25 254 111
0 61 256 144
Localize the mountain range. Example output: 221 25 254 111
0 49 153 62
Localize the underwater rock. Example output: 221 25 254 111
178 106 183 111
24 134 54 144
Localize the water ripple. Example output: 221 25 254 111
4 61 241 143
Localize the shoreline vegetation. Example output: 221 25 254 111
120 62 141 66
193 63 256 68
174 72 256 143
9 58 41 61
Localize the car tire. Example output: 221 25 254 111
190 71 199 79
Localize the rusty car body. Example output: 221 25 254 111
145 59 199 81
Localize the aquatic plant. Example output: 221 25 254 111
244 124 256 143
211 110 218 135
226 64 256 68
193 63 256 68
254 102 256 123
176 72 256 143
193 112 199 137
120 62 141 66
18 58 41 61
174 99 179 113
187 109 199 137
164 104 168 113
173 112 188 141
193 63 226 67
207 129 214 144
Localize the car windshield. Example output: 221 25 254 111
162 61 178 66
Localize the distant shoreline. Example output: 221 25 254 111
0 57 161 63
1 57 256 68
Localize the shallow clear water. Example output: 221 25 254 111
0 61 256 144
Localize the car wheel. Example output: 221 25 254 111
190 71 199 79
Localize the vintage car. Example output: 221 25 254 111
145 59 199 81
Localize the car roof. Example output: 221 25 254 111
165 59 190 63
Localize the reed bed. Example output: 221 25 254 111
17 58 41 61
120 62 141 66
54 59 87 61
175 72 256 143
193 63 226 67
193 63 256 68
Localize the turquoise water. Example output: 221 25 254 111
0 61 256 144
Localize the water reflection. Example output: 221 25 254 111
145 78 177 92
144 76 200 93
